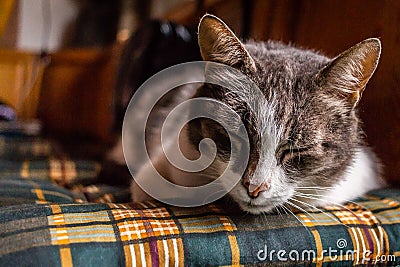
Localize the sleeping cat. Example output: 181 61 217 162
109 14 385 214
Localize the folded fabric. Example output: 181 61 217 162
0 159 101 186
0 135 53 160
0 178 82 206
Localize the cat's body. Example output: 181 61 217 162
108 15 385 214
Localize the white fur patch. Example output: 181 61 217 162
319 147 385 205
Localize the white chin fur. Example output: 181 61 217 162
312 146 385 206
237 202 280 214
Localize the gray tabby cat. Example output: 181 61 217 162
110 14 385 214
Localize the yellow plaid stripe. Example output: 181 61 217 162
96 193 115 203
179 215 237 234
19 159 85 183
49 225 116 243
32 189 73 202
21 161 29 178
26 180 49 203
297 213 324 267
52 210 111 224
50 159 78 183
48 208 116 245
228 234 241 266
382 198 400 207
49 159 62 181
33 188 45 201
49 205 72 267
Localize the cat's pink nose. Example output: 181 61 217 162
243 180 270 198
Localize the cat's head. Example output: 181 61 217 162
189 14 381 214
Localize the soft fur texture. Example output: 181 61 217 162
112 15 385 214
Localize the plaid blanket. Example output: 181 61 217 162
0 134 400 266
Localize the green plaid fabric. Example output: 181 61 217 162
1 188 400 266
0 159 101 185
0 131 400 266
0 135 53 160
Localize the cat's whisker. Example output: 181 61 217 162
274 205 284 220
278 204 289 217
293 192 363 220
280 203 305 228
296 186 334 190
294 191 367 210
286 198 320 225
289 197 340 225
274 204 291 224
296 186 335 196
275 205 282 216
260 211 271 224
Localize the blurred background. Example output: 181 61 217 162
0 0 399 186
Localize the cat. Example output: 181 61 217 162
108 14 385 214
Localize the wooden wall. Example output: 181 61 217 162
38 46 121 143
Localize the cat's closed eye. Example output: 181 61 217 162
276 144 313 167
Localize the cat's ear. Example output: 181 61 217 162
317 38 381 107
198 14 256 72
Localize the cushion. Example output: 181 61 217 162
0 132 399 266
